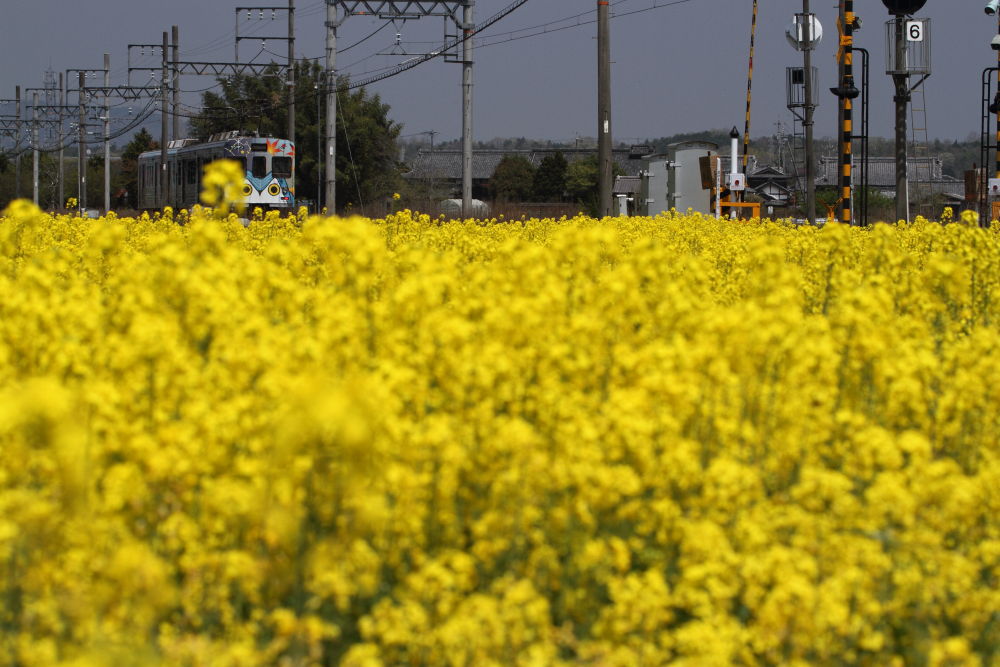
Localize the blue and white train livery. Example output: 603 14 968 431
137 131 295 211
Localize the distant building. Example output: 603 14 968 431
748 165 794 207
815 156 964 199
404 148 643 199
613 175 642 216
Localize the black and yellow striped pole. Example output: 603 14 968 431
833 1 859 224
741 0 758 191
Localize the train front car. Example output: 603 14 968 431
225 137 296 211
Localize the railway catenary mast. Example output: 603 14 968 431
323 1 476 218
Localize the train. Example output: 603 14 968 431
137 131 295 212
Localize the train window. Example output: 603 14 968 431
252 156 267 179
185 161 196 185
272 156 292 178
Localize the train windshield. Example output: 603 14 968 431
272 157 292 178
251 156 267 179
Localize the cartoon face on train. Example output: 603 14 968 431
228 138 296 209
242 171 293 207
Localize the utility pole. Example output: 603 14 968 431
802 0 816 225
58 74 64 208
316 80 322 210
161 31 170 209
32 91 38 205
742 0 759 181
78 73 85 213
15 86 21 200
172 26 180 142
324 3 338 213
893 16 908 222
288 0 296 147
461 1 473 218
597 0 612 218
104 53 111 212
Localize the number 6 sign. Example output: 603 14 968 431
907 20 924 42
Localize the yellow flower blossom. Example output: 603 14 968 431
0 206 997 663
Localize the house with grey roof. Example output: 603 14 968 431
403 148 644 199
815 156 964 200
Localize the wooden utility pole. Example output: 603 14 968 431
597 0 612 217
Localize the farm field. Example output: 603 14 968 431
1 199 998 665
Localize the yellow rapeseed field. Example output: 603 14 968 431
1 187 998 664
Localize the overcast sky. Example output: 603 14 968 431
2 1 997 146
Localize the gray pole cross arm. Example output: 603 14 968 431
173 62 291 77
337 1 467 20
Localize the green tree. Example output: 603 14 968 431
190 61 403 212
118 128 158 210
490 155 535 202
532 152 567 202
565 156 624 216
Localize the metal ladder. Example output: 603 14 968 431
909 82 930 214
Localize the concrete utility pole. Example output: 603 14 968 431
15 86 21 200
58 74 64 208
173 26 180 142
78 73 85 212
802 0 817 225
32 91 38 205
104 53 111 212
161 32 170 209
288 0 296 147
597 0 612 218
324 3 338 213
892 17 908 222
461 1 473 218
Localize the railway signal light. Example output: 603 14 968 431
988 0 1000 15
881 0 927 15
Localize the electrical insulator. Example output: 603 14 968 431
271 9 276 19
259 9 264 19
247 9 252 19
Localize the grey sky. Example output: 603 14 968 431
1 1 996 146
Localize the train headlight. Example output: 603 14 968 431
242 183 253 197
267 182 281 196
